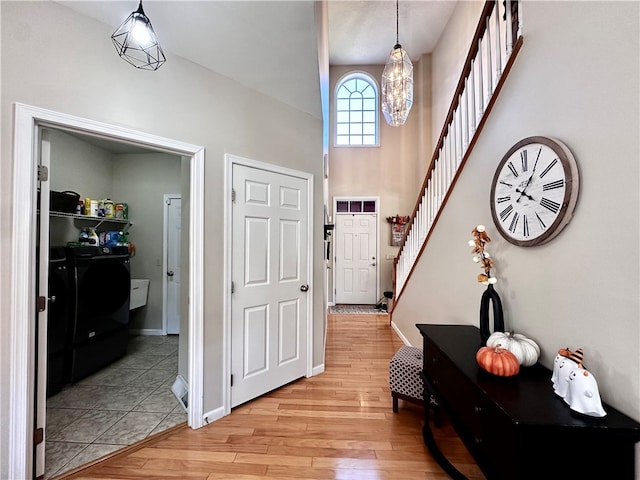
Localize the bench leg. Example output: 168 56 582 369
392 392 399 413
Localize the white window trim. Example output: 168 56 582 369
334 71 380 148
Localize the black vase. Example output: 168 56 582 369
479 284 505 342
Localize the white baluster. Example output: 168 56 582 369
476 38 484 121
494 1 502 80
506 0 514 55
485 17 493 102
469 60 477 133
457 105 463 166
461 90 469 151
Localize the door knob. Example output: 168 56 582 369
300 284 309 292
370 263 376 266
167 270 174 277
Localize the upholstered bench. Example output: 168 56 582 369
389 345 425 412
389 345 440 423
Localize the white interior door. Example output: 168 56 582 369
35 131 51 478
231 163 309 407
164 195 181 335
335 213 377 304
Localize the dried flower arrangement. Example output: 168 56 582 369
386 215 410 225
468 224 497 285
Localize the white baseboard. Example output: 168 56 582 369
171 375 189 412
203 406 226 425
129 328 165 336
312 364 325 376
391 321 413 346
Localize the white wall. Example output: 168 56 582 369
0 1 323 471
393 0 640 430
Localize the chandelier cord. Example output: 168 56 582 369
396 0 399 45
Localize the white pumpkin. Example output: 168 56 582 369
486 331 540 367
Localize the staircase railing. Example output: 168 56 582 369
394 0 523 302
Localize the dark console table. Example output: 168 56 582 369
417 324 640 479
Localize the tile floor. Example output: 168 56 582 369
44 334 187 479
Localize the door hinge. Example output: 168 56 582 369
37 165 48 182
34 427 44 445
37 296 47 313
232 188 236 203
231 282 234 294
230 374 234 387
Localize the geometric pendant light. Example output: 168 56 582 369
111 0 166 71
381 0 413 126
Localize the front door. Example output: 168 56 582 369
231 163 309 407
335 213 377 304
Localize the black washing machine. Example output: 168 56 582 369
46 247 71 397
66 245 131 382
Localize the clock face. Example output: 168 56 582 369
490 136 579 247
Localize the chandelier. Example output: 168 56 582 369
381 0 413 127
111 0 166 71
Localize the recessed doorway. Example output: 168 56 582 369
7 104 204 479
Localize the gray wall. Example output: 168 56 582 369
112 152 182 332
0 2 323 469
393 0 640 451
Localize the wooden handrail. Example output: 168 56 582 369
392 0 523 310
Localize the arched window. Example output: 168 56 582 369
335 72 379 146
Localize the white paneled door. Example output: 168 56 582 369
335 213 377 304
165 195 181 335
231 164 309 407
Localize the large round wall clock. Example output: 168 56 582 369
490 136 580 247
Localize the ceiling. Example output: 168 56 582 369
56 1 456 121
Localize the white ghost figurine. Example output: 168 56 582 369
553 347 584 399
551 348 572 390
564 365 607 417
553 357 579 398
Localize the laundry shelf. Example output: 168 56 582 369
49 211 133 231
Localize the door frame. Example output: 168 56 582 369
7 103 205 479
163 193 182 335
332 196 380 304
223 153 314 415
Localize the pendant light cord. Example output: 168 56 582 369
396 0 399 45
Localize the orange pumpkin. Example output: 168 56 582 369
476 344 520 377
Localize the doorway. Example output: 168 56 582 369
39 129 186 478
7 104 205 479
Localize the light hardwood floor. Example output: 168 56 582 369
58 313 484 479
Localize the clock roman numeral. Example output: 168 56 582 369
523 215 529 237
520 150 528 172
535 212 546 230
499 180 513 187
509 212 520 233
497 196 511 203
507 161 519 177
499 204 514 222
543 179 564 191
539 158 558 178
540 197 561 214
